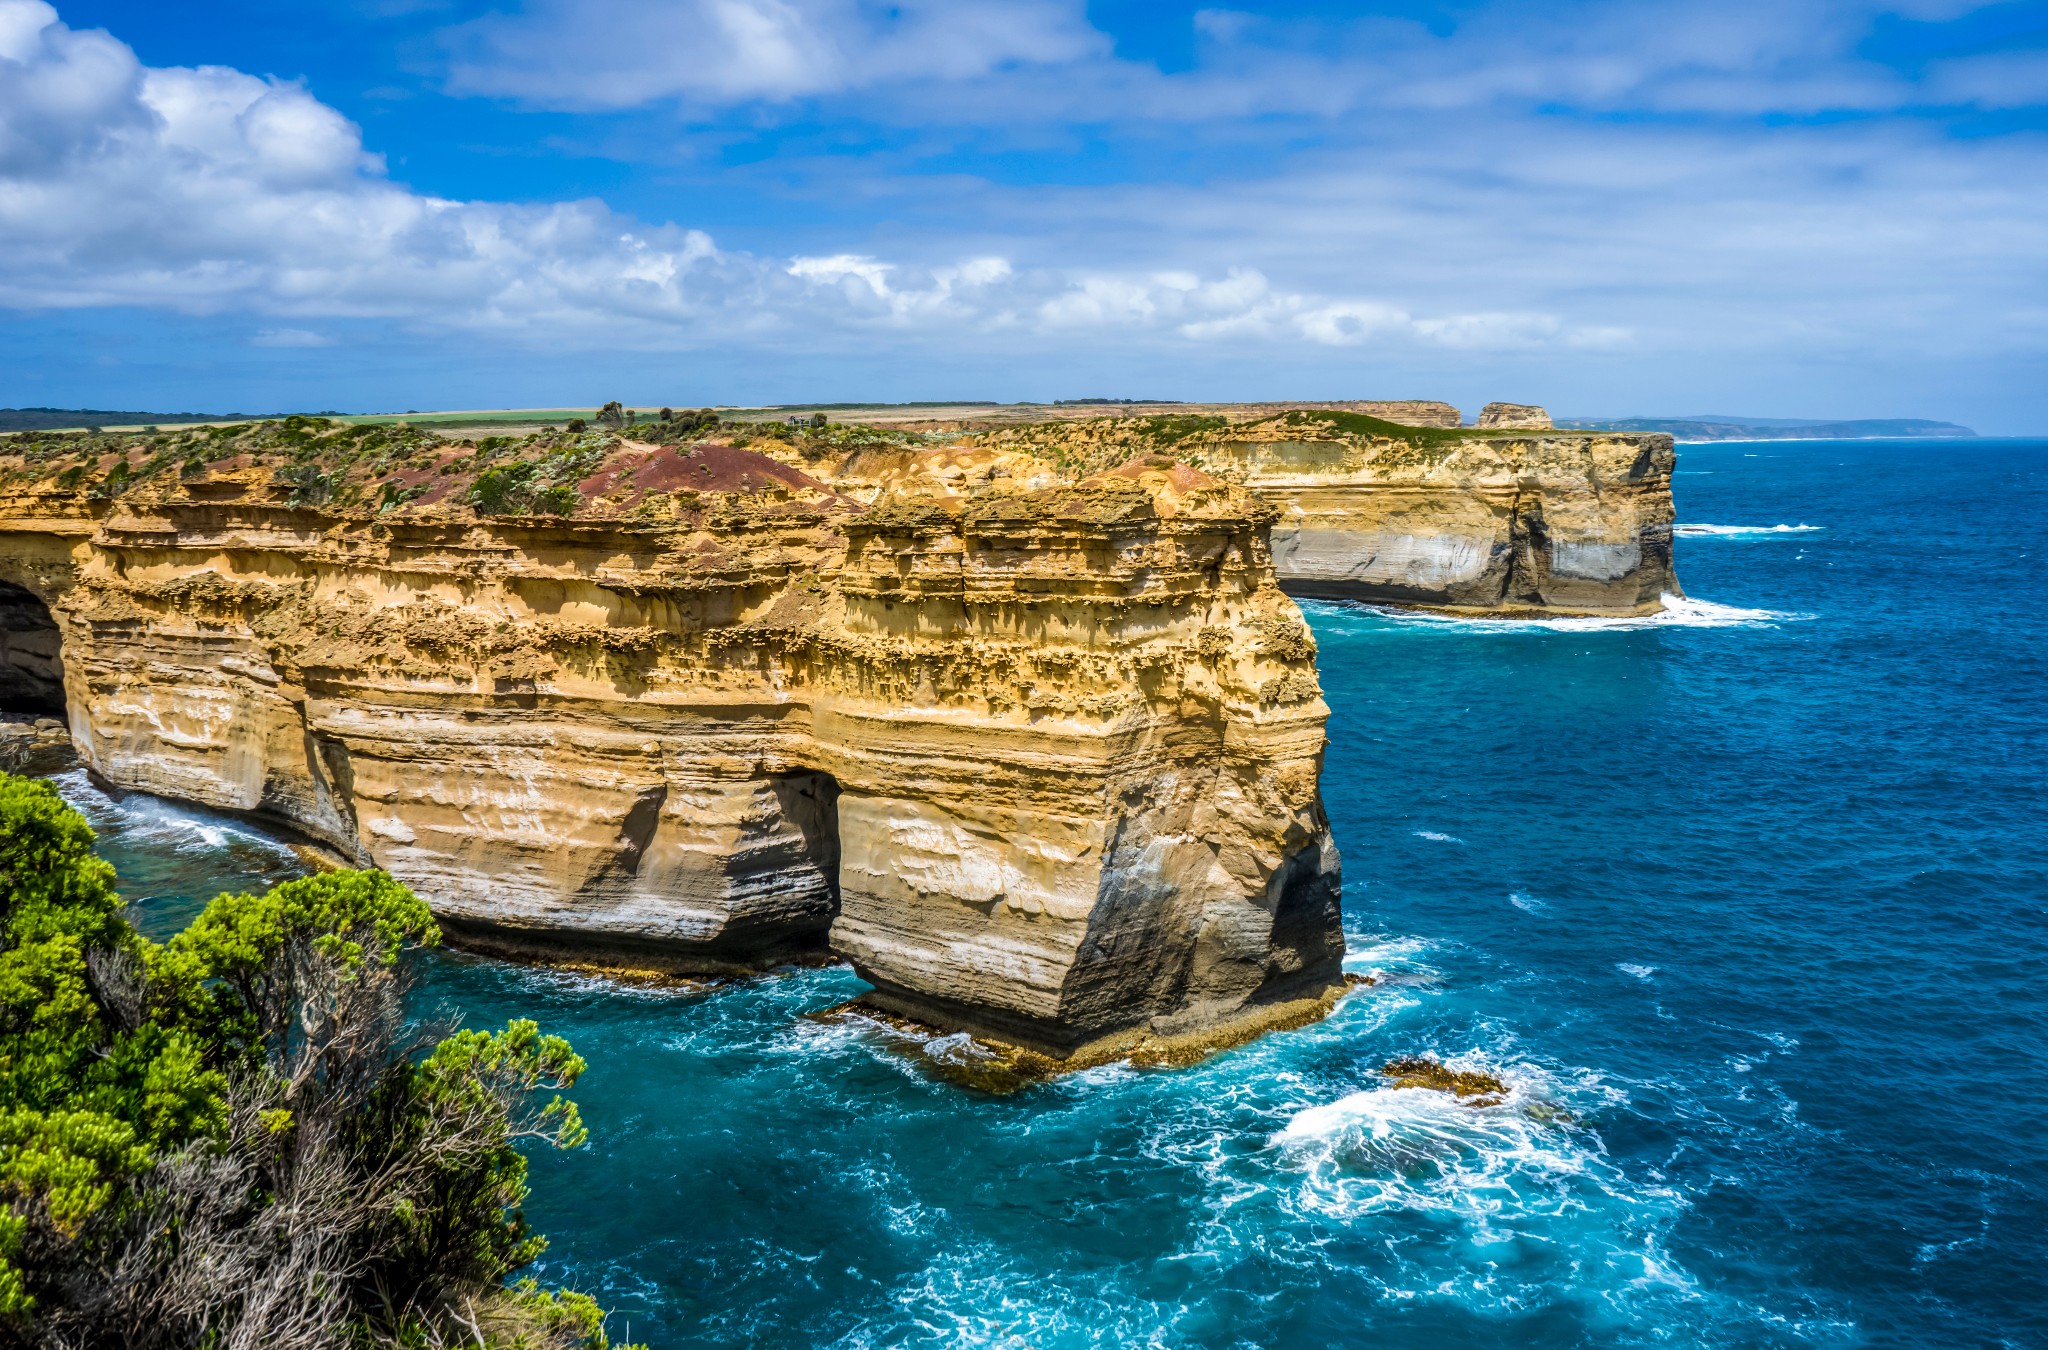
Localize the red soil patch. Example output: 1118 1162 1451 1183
579 442 841 503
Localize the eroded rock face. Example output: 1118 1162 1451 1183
1235 430 1679 614
1476 402 1553 430
923 411 1681 616
0 440 1344 1057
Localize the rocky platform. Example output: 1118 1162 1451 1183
0 418 1344 1061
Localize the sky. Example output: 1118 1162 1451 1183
1 0 2044 428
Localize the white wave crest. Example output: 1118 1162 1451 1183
1303 593 1811 634
1618 963 1657 980
1676 523 1822 537
50 769 299 865
1412 829 1464 844
1508 891 1549 913
1339 933 1438 981
1272 1063 1611 1224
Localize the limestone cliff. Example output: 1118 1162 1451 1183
0 418 1343 1060
938 409 1681 615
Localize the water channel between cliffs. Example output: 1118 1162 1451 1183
37 438 2048 1348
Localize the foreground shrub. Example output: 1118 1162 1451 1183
0 775 628 1349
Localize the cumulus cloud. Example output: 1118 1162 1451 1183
0 0 1612 355
0 0 755 329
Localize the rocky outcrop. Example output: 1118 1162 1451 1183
1340 401 1463 429
1225 426 1679 614
1476 403 1553 431
940 410 1682 615
0 421 1344 1061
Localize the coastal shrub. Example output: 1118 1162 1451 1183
467 446 601 518
653 408 718 443
0 774 628 1349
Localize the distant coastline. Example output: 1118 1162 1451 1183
1556 416 1975 441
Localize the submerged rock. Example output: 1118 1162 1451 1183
1381 1056 1507 1103
813 978 1357 1092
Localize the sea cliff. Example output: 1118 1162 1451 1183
825 406 1682 615
0 418 1343 1061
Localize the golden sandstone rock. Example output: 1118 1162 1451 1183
923 408 1680 615
0 395 1682 1065
0 426 1344 1061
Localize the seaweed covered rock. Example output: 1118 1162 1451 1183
1381 1056 1507 1102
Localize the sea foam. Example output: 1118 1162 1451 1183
1676 523 1823 537
1300 594 1811 634
51 769 298 866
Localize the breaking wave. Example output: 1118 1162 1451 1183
1677 523 1823 537
1301 594 1812 635
51 769 299 868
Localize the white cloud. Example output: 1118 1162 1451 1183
435 0 2048 126
251 327 335 347
0 1 1609 357
3 0 2045 429
443 0 1105 109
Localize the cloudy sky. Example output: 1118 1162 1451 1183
2 0 2044 427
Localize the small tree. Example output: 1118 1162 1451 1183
0 776 626 1349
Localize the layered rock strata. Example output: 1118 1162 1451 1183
1225 428 1679 614
926 410 1681 616
0 430 1344 1059
1475 402 1553 431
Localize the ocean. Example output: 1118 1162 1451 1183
57 436 2048 1347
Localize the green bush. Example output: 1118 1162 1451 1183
466 448 600 518
0 775 627 1348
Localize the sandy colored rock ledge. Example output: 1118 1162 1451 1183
0 419 1343 1055
769 406 1682 617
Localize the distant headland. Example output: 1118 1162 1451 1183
1555 415 1975 441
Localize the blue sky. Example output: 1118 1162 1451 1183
2 0 2045 427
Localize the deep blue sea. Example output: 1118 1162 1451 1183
56 437 2048 1348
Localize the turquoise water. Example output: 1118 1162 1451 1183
61 437 2048 1347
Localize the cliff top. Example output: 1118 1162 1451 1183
0 411 1269 530
951 408 1631 479
0 397 1666 526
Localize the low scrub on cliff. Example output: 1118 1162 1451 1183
0 775 631 1350
962 408 1524 477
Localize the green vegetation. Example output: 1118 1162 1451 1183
0 774 628 1348
1267 408 1498 448
467 444 603 517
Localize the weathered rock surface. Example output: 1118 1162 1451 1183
0 422 1344 1059
1476 402 1553 430
0 715 74 775
935 410 1682 616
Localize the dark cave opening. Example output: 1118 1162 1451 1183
0 581 66 715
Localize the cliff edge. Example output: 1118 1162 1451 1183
0 418 1344 1062
782 407 1682 616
